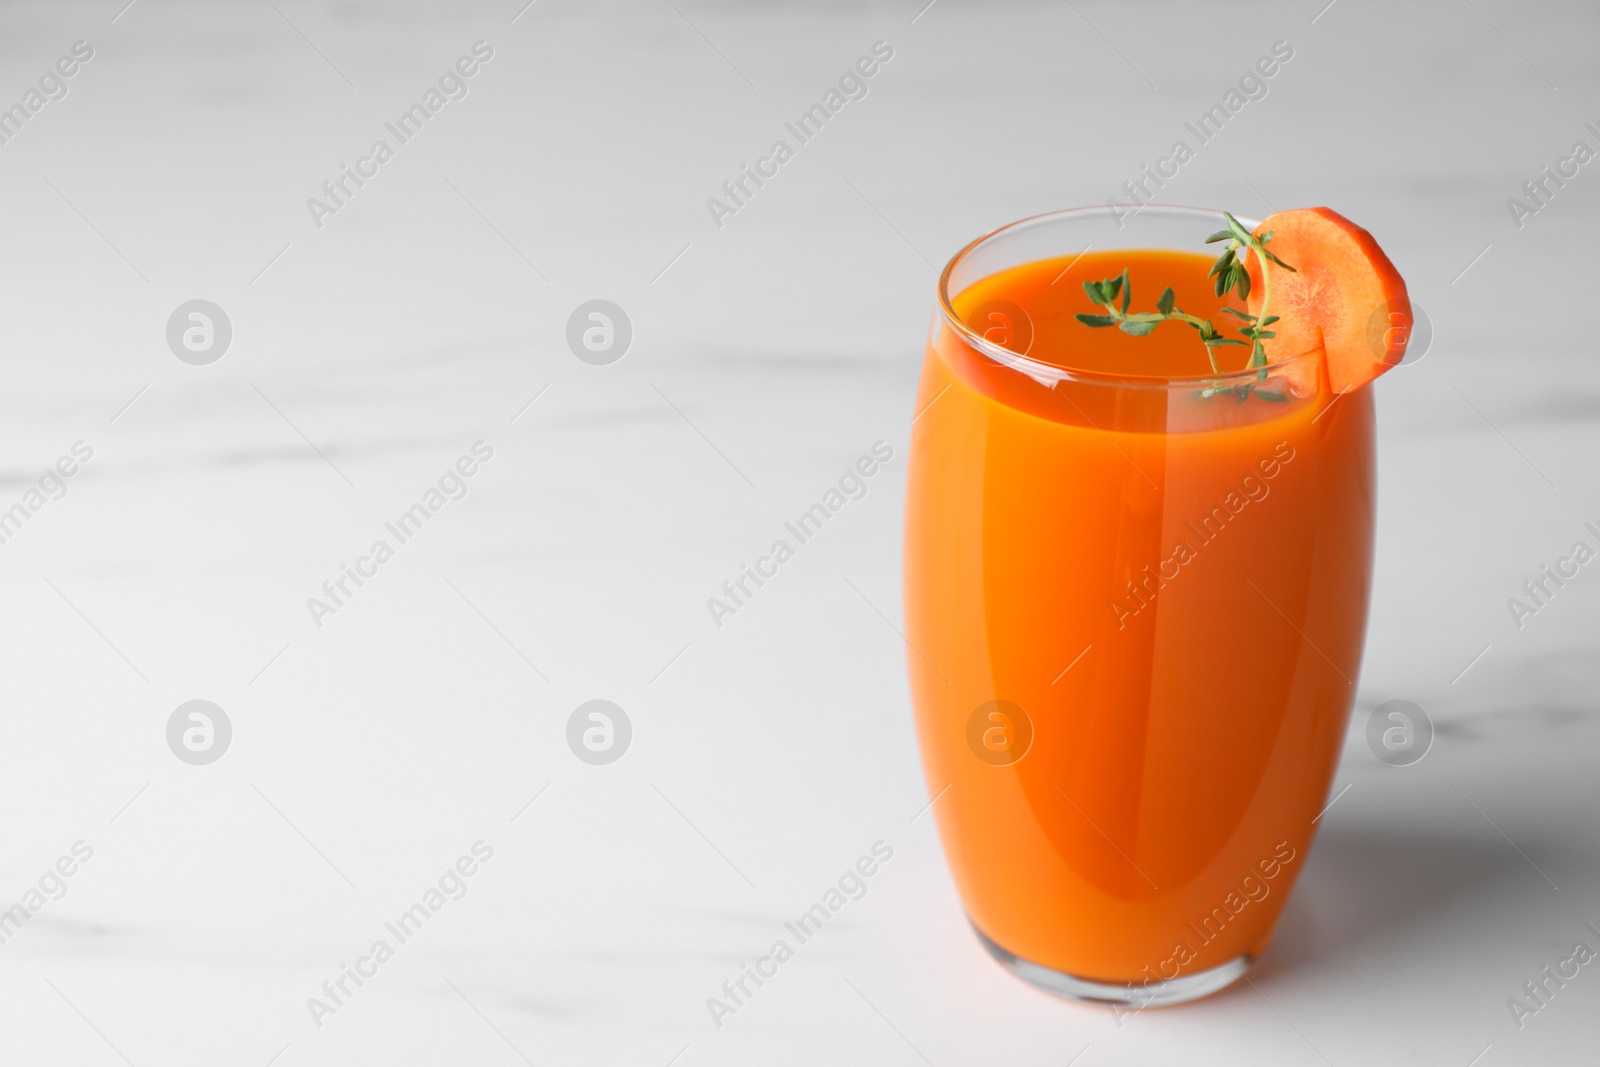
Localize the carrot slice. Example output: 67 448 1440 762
1245 207 1411 395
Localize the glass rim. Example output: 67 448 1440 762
936 204 1316 389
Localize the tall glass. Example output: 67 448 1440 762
903 207 1375 1006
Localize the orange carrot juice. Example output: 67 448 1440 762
904 240 1374 1001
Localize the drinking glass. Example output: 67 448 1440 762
903 206 1375 1006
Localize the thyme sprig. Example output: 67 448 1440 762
1074 212 1297 398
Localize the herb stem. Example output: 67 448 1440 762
1073 214 1296 397
1102 307 1223 372
1247 243 1272 371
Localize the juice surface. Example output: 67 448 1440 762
905 249 1375 985
957 248 1256 379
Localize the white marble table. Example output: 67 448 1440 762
0 0 1596 1063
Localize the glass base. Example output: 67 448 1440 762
972 922 1255 1008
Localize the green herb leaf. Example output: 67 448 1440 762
1223 211 1254 245
1073 210 1293 397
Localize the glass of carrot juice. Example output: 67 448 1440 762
904 206 1374 1007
